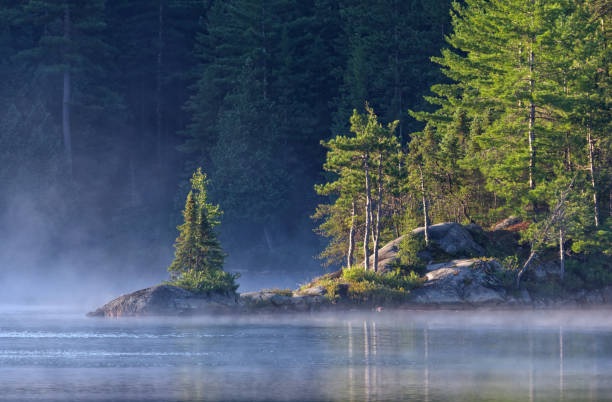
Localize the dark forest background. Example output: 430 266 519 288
0 0 450 297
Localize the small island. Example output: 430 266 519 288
89 183 612 316
90 17 612 317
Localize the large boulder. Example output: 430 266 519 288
409 259 507 305
413 223 485 256
367 222 486 272
87 285 239 317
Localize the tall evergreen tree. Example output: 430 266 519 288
169 171 225 278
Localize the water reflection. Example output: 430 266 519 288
560 325 564 401
2 310 612 401
337 315 612 402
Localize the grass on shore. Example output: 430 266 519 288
300 266 424 305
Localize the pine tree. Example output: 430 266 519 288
412 0 580 221
17 0 122 180
333 0 450 138
168 172 226 279
315 106 399 271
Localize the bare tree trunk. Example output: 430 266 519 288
156 0 164 171
559 227 565 281
517 176 575 287
373 154 383 273
363 156 371 271
516 251 537 287
587 125 599 227
419 165 429 247
347 200 356 268
63 5 72 179
528 47 536 190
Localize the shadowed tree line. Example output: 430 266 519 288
0 0 451 276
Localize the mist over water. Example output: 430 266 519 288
1 309 612 402
0 186 323 309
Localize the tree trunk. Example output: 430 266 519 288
347 200 356 268
587 125 599 227
156 0 164 171
373 154 383 273
559 227 565 281
363 156 371 271
419 165 429 247
516 250 537 288
528 47 536 190
63 5 72 179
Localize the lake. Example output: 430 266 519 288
1 308 611 401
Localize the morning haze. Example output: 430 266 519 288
0 0 611 401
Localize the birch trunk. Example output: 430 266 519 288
363 156 371 271
559 227 565 281
419 165 429 246
528 47 536 190
373 154 383 273
587 125 599 227
516 251 537 287
347 200 356 268
63 5 72 178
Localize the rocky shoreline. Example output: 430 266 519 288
87 258 612 317
88 221 612 318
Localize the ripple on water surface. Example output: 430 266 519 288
0 309 612 401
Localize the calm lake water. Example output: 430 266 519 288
1 308 612 401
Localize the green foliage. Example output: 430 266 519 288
190 168 222 228
342 265 424 297
314 106 400 267
395 234 426 273
495 255 521 288
302 265 424 306
333 0 451 137
170 269 240 295
169 169 230 291
565 255 612 290
571 220 612 256
346 281 407 305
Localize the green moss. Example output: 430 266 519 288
261 288 293 297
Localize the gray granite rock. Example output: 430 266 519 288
298 286 328 297
87 285 238 317
410 259 505 305
366 223 486 272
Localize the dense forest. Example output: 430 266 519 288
0 0 609 290
316 0 612 278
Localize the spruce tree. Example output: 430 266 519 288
169 173 226 280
